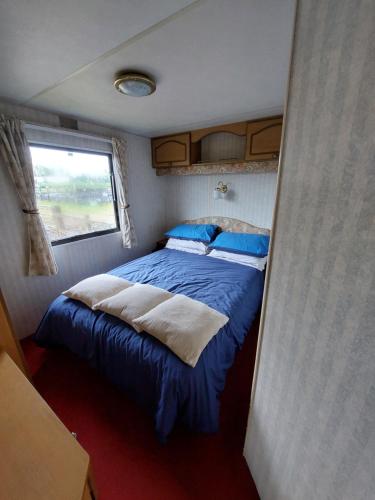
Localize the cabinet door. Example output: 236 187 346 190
245 117 283 161
0 350 91 500
152 133 190 167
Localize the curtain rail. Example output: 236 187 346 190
24 122 113 144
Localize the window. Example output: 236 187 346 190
30 145 119 244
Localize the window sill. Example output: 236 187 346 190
51 228 120 246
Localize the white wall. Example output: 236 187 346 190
165 173 277 230
244 0 375 498
0 101 166 338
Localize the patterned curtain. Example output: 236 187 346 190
0 116 58 276
112 137 137 248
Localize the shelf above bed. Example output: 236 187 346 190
155 159 278 176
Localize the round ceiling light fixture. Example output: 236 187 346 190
114 72 156 97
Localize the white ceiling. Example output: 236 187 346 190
0 0 295 137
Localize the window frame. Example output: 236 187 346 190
30 142 120 246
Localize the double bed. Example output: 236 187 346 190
34 217 269 441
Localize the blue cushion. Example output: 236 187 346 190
165 224 219 243
209 232 270 257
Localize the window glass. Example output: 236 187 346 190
30 145 118 244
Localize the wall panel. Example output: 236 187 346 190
165 172 277 229
244 1 375 499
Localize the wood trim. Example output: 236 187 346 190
152 130 188 141
243 0 298 459
0 290 30 378
191 121 247 143
246 114 283 124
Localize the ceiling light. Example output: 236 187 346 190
114 72 156 97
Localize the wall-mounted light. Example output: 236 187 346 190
213 181 229 200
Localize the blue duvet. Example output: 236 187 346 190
34 249 264 440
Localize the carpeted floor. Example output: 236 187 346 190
22 318 260 500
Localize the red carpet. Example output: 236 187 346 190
22 319 260 500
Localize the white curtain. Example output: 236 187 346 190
0 116 58 276
112 137 137 248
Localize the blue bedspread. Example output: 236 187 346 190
34 249 264 440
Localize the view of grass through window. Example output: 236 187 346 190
30 146 118 243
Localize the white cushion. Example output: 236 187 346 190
93 283 173 332
63 274 133 308
165 238 208 255
207 249 267 271
132 294 229 367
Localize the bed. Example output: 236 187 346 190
34 217 269 441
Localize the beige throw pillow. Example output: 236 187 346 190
63 274 133 309
93 283 173 331
132 294 229 367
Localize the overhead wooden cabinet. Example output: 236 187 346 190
245 116 283 161
151 116 283 171
152 132 191 167
190 121 247 143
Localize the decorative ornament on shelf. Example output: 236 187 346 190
213 181 229 200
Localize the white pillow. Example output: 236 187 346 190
166 238 208 255
93 283 173 332
207 249 267 271
132 294 229 367
63 274 134 308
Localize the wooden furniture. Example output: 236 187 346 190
0 290 29 378
152 132 191 167
151 116 283 174
0 349 96 500
245 116 283 161
190 121 247 143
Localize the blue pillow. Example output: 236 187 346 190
209 232 270 257
165 224 219 243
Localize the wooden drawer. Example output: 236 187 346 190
245 117 283 161
152 133 191 167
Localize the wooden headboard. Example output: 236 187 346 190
183 216 270 235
